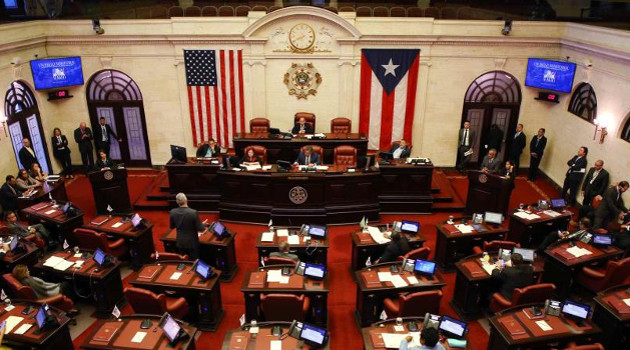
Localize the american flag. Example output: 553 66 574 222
359 49 420 150
184 49 245 148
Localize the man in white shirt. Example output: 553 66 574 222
94 117 122 157
18 138 39 172
456 121 475 173
388 139 411 159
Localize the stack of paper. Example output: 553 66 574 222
44 256 75 270
480 262 496 275
535 320 553 331
244 164 262 171
316 166 329 171
267 269 283 282
377 272 392 282
454 224 474 234
514 212 541 220
276 229 289 236
543 210 561 217
390 275 408 288
5 316 23 333
566 246 592 258
406 275 419 284
261 232 274 242
367 226 390 244
261 165 273 171
287 235 300 245
54 260 75 271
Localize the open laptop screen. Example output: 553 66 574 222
304 263 326 280
551 198 566 209
592 234 613 246
195 260 212 279
513 247 535 262
401 220 420 234
413 259 436 276
308 225 327 239
562 300 590 320
160 314 182 343
484 212 503 225
93 248 106 266
300 323 327 346
35 306 47 329
439 315 467 338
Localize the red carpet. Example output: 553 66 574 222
68 169 567 349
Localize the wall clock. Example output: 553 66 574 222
289 23 316 53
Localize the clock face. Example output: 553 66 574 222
289 23 315 51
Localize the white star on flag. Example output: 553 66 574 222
381 58 399 77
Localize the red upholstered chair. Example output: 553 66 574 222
201 6 217 16
294 113 316 132
218 5 235 16
390 7 407 17
472 240 519 255
0 226 45 249
574 257 630 293
489 283 556 313
268 5 282 12
339 6 355 12
249 118 270 133
397 247 431 261
72 228 127 259
324 6 338 14
235 5 250 16
441 7 458 19
168 6 184 17
263 256 297 266
261 294 310 322
563 343 605 350
243 145 267 164
407 7 424 17
356 6 372 17
150 252 189 262
2 273 76 313
251 5 267 12
124 287 189 320
300 145 324 163
383 290 442 317
184 5 201 16
372 6 389 17
424 7 440 18
333 146 357 167
330 117 352 134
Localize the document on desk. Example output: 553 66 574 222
316 166 329 171
43 256 65 268
535 320 553 331
566 246 592 258
276 229 289 237
170 272 182 280
270 340 282 350
54 260 75 271
13 323 32 335
454 224 474 234
368 226 390 244
381 332 420 348
481 262 496 275
287 235 300 245
266 269 283 282
262 165 273 171
131 331 147 343
261 232 275 242
406 275 419 285
543 210 561 217
390 275 408 288
44 209 56 215
244 164 262 171
5 316 23 333
278 276 290 284
623 298 630 307
377 272 392 282
112 222 124 228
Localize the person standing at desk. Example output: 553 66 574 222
491 252 533 300
292 117 313 134
593 181 629 229
169 193 207 260
94 117 121 157
269 241 299 262
375 232 410 264
508 124 526 175
399 328 445 350
528 128 547 181
17 138 39 173
51 127 73 179
561 146 588 206
196 138 221 158
294 146 320 166
241 148 262 166
74 122 94 173
94 150 118 171
480 148 502 174
0 176 22 219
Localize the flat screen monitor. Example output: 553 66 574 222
413 259 436 276
401 220 420 234
212 221 227 237
484 212 503 225
303 263 326 280
195 260 212 280
170 145 187 163
300 323 327 347
131 213 142 228
513 247 535 262
93 248 106 266
35 305 47 329
30 57 84 90
562 300 590 321
525 58 577 93
308 225 327 239
9 236 18 251
438 315 467 339
551 198 566 210
160 313 182 343
592 234 613 246
379 151 393 161
269 128 281 135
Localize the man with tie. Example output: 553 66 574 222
18 138 39 172
480 148 502 174
5 211 51 246
195 138 221 158
528 128 547 181
561 146 588 206
388 139 411 159
580 160 609 217
456 121 475 173
294 146 320 166
508 123 526 175
593 181 629 229
74 122 94 172
291 117 314 134
0 176 22 219
94 117 121 157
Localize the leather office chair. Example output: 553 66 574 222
383 290 442 317
124 287 189 320
472 240 520 255
2 273 76 313
249 118 271 133
243 145 267 165
397 247 431 261
0 226 45 249
294 113 316 132
489 283 556 313
300 145 324 164
72 228 127 259
333 146 357 167
184 5 201 16
263 256 297 266
574 257 630 293
150 252 189 262
330 117 352 134
260 293 310 322
562 343 605 350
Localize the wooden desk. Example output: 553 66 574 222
361 317 470 350
542 241 623 298
351 225 425 271
128 262 224 331
32 250 124 318
222 322 329 350
507 208 572 248
161 228 238 281
487 305 601 349
17 178 68 211
233 132 368 164
241 266 329 327
21 201 84 244
81 314 197 350
434 219 508 271
0 300 72 349
256 228 328 266
354 263 446 327
451 253 544 320
0 235 40 272
84 215 155 270
165 159 221 211
593 284 630 350
377 160 434 213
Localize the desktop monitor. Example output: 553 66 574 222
551 198 566 210
379 151 393 161
303 263 326 280
9 236 18 251
591 234 613 247
561 300 590 321
513 247 535 262
160 313 183 344
308 225 327 239
170 145 187 163
212 221 227 238
35 305 47 330
93 248 106 267
438 315 467 339
299 323 328 348
400 220 420 234
413 259 436 276
195 260 212 280
269 127 281 135
277 160 293 171
131 213 142 228
484 212 503 225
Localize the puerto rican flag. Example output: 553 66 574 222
359 49 420 150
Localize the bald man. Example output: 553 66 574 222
74 122 94 172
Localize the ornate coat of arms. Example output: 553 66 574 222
283 63 322 100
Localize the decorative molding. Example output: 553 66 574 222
12 65 22 80
244 59 267 67
100 56 113 69
494 58 507 70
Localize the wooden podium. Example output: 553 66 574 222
465 170 513 216
88 168 132 215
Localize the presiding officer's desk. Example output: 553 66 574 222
351 225 425 271
354 262 446 327
83 215 156 270
233 132 368 164
541 240 623 298
0 300 73 349
362 317 470 350
222 321 330 350
17 177 68 211
161 228 238 281
451 253 544 320
241 265 329 327
487 304 601 350
81 314 197 350
32 249 124 318
128 261 224 331
507 206 573 248
256 227 328 266
434 219 508 271
592 283 630 350
165 158 221 211
21 200 84 244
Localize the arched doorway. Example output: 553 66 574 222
86 70 151 167
4 81 52 174
460 71 522 167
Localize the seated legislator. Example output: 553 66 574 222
12 264 73 301
480 148 502 174
29 162 48 181
490 252 533 300
538 217 591 252
5 211 51 245
593 181 629 229
241 148 262 166
399 328 445 350
196 138 221 158
94 149 118 171
375 232 410 264
389 139 411 159
294 146 320 166
502 160 515 189
269 241 299 262
1 175 23 217
292 117 314 134
15 168 41 192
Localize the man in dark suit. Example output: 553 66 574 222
388 139 411 159
93 117 121 157
195 138 221 158
18 138 39 172
169 193 207 260
580 159 609 217
491 253 534 300
561 146 588 206
5 211 51 245
292 117 314 134
51 128 73 178
528 128 547 181
74 122 94 172
0 175 22 219
480 148 502 174
508 123 526 175
485 124 503 153
538 217 591 253
294 146 320 166
593 181 629 229
456 121 475 173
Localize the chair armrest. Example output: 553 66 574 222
472 246 483 254
39 294 65 304
581 266 606 279
490 293 512 313
108 238 126 249
383 298 399 314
